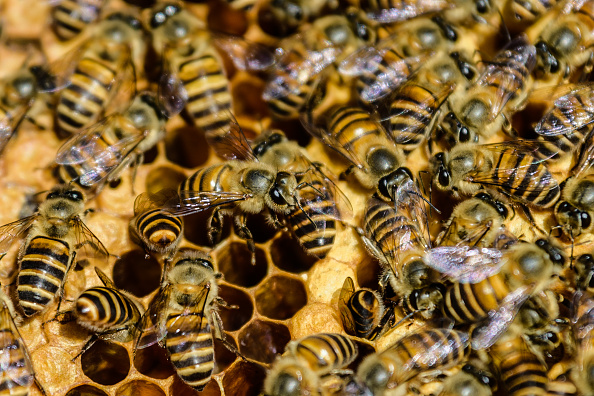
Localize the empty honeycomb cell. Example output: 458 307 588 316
115 380 166 396
133 343 176 380
183 210 232 247
164 125 210 169
246 213 279 243
65 385 109 396
142 145 160 165
238 320 291 363
218 284 254 331
80 340 130 386
112 250 162 298
207 1 248 35
214 335 239 374
356 257 383 291
217 242 267 287
170 375 221 396
145 166 188 196
256 5 298 38
221 360 267 396
230 74 269 119
270 233 317 273
255 275 307 320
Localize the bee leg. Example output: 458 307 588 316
207 208 225 245
235 214 256 265
267 211 285 230
517 203 546 234
72 334 99 362
42 310 75 329
215 296 239 310
339 165 356 181
354 226 391 270
211 310 246 360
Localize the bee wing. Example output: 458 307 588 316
424 246 504 283
338 277 356 335
403 328 469 370
0 101 30 154
470 285 532 350
383 83 454 144
534 84 594 137
172 191 251 217
296 163 352 219
212 34 275 71
0 300 34 388
103 50 138 116
207 117 258 162
74 218 109 259
135 285 171 349
0 215 37 254
134 188 181 216
33 40 91 92
365 0 452 23
157 47 188 119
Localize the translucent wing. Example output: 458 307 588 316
470 285 531 350
0 215 37 254
0 102 30 154
338 277 356 335
133 188 181 216
207 117 257 162
403 328 469 371
173 191 251 217
392 175 431 245
157 47 188 118
135 285 171 349
212 34 275 71
365 0 452 23
102 48 137 117
94 267 116 289
0 300 34 389
534 84 594 137
55 116 145 186
74 218 109 259
424 246 504 283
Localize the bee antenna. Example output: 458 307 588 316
296 198 317 229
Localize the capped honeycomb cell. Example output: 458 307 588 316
238 320 291 363
80 340 130 385
255 275 307 320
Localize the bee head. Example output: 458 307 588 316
269 171 298 211
431 152 451 189
377 167 413 202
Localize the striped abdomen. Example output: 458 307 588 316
546 361 578 396
387 82 452 150
57 57 117 135
18 236 72 317
179 163 235 195
134 209 183 254
287 179 337 258
51 0 101 41
165 312 213 391
494 336 547 396
0 321 33 396
443 274 510 324
491 148 560 208
346 290 383 340
293 333 357 373
75 286 141 332
179 53 232 137
327 106 386 151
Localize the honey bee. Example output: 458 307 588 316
431 141 561 208
574 252 594 291
135 250 235 391
54 11 147 136
68 267 142 358
129 189 183 260
0 288 47 396
439 36 536 146
50 0 105 41
0 186 108 318
440 363 497 396
264 333 358 396
356 328 470 395
264 11 374 118
503 0 558 25
55 91 167 191
436 191 515 247
338 276 394 340
572 290 594 396
546 360 578 396
148 1 274 139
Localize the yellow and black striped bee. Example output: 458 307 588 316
0 186 108 318
439 36 536 146
264 333 358 396
135 250 235 391
129 189 184 260
55 91 167 192
67 267 142 358
572 290 594 396
546 360 578 396
50 0 105 41
147 1 274 141
54 10 147 136
431 141 561 208
357 328 470 395
0 288 47 395
527 0 594 81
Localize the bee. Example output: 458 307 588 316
50 0 105 41
572 289 594 396
55 91 167 191
129 189 184 260
574 253 594 291
148 1 274 139
0 288 47 395
399 283 446 321
436 191 515 247
502 0 558 26
546 360 578 396
356 328 470 395
264 12 374 118
439 36 536 146
431 141 561 209
528 0 594 80
264 333 358 396
338 276 395 340
67 267 142 358
54 11 147 136
0 186 108 318
440 363 497 396
135 250 235 391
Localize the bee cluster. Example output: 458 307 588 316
0 0 594 395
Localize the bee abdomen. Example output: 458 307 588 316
294 333 357 370
180 163 234 194
136 210 183 251
17 236 71 317
76 286 139 331
0 329 32 395
444 275 509 324
51 0 100 41
499 350 548 396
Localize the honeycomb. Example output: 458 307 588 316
0 1 590 396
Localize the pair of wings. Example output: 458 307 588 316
0 298 35 390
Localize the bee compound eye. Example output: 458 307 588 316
582 212 592 229
459 126 471 142
438 167 450 187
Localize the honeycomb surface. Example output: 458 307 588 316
0 1 591 396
